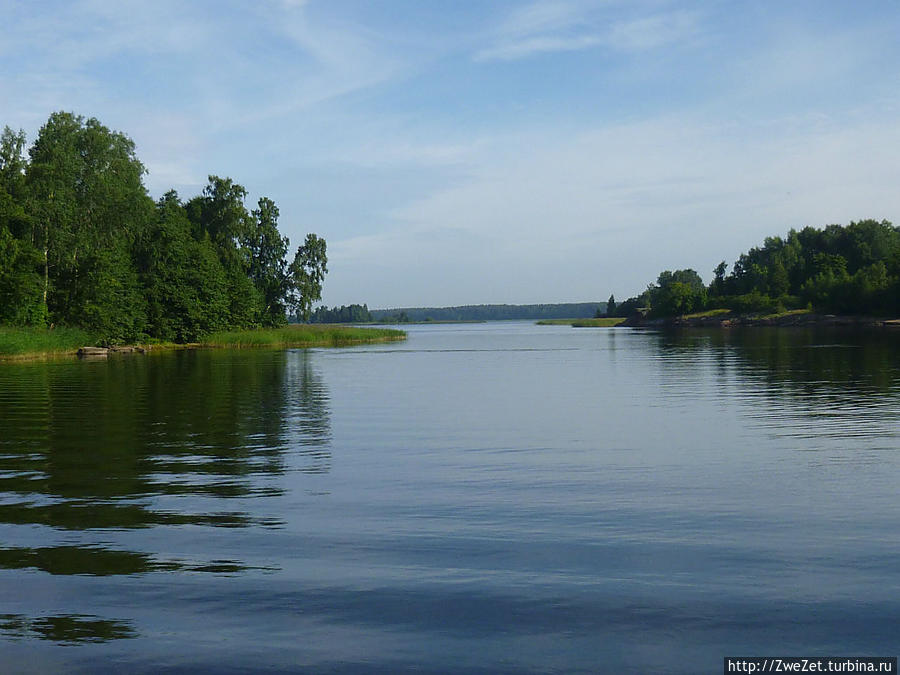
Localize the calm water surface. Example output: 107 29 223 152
1 323 899 673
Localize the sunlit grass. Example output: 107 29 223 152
758 308 813 320
0 324 406 360
201 324 406 348
681 308 732 319
0 326 97 359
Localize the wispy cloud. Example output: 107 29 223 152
475 0 700 61
326 105 900 305
477 34 605 62
607 11 700 51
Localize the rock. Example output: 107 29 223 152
77 347 108 357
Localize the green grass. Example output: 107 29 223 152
681 308 733 319
0 326 98 359
201 324 406 348
758 308 813 320
0 324 405 360
537 317 625 327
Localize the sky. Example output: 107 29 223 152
3 0 900 308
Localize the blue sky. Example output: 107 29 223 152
3 0 900 308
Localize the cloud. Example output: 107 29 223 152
476 34 605 62
326 107 900 305
475 0 700 61
607 11 700 51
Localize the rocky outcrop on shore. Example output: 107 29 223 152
621 313 900 329
77 345 147 358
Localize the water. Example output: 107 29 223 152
1 323 898 673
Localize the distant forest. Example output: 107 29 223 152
370 303 605 323
0 112 327 343
610 219 900 318
309 304 373 324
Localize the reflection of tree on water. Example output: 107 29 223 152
0 614 136 644
652 328 900 395
649 328 900 439
284 350 332 474
0 349 331 584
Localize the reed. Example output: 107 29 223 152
0 326 97 359
537 318 625 327
200 324 406 348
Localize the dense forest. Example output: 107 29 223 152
308 304 373 323
370 303 604 322
0 112 327 343
610 219 900 318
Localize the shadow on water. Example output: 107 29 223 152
0 349 331 640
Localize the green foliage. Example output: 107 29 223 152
705 219 900 316
77 241 148 344
648 269 707 317
0 217 45 327
599 294 616 318
290 233 328 322
136 192 229 342
0 326 96 357
247 197 290 327
24 112 154 335
0 112 329 344
609 292 649 318
627 219 900 319
310 304 373 323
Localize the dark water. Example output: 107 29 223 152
1 323 898 673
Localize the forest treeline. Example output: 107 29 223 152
309 304 373 323
0 112 327 343
370 303 604 322
609 219 900 318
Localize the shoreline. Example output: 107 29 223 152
0 325 407 362
621 311 900 329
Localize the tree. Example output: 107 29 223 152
649 269 707 317
24 112 153 336
185 176 261 327
1 111 336 339
136 192 229 341
604 294 616 317
0 127 27 205
0 128 44 325
289 234 328 322
246 197 290 326
711 261 728 297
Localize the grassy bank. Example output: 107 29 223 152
200 324 406 348
0 327 98 360
0 324 406 360
537 318 625 327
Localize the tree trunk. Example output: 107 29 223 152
42 247 49 307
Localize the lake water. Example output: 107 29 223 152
1 322 898 673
